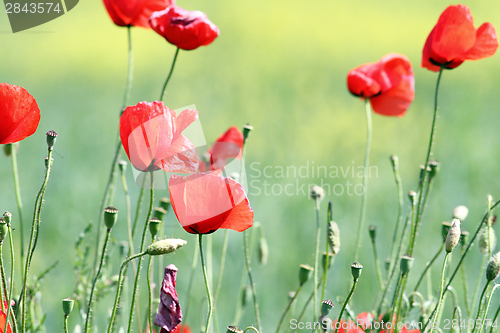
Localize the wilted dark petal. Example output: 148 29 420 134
154 265 182 332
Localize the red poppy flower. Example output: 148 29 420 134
347 53 414 117
169 170 253 234
119 101 199 173
0 83 40 145
209 126 243 170
422 5 498 71
170 324 191 333
103 0 174 28
331 320 364 333
154 265 182 333
149 6 219 50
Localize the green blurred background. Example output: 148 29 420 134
1 0 500 331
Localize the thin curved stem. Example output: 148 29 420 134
353 99 372 262
244 229 262 332
471 256 488 322
321 202 332 303
370 234 383 290
244 327 260 333
313 198 321 320
479 284 500 333
199 235 213 333
388 156 404 271
414 243 444 292
10 146 24 280
431 253 450 333
334 279 358 333
132 182 146 238
120 166 135 256
84 229 112 333
127 172 154 333
5 225 17 333
147 253 154 333
276 285 302 333
0 246 7 312
472 282 492 333
214 230 229 303
159 47 180 102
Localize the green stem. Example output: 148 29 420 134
313 198 321 320
21 148 54 333
120 166 135 256
5 225 17 333
181 244 198 333
353 99 372 262
461 244 471 318
199 235 213 333
489 300 500 333
127 172 154 333
413 242 444 292
479 284 500 333
84 228 112 333
276 285 302 333
472 282 492 333
388 155 404 278
244 327 260 333
334 279 358 333
214 230 229 303
159 47 180 102
472 256 488 323
107 251 147 333
122 25 134 109
370 235 383 290
64 316 68 333
10 145 24 280
132 182 146 238
409 67 444 256
431 253 450 333
243 229 262 332
147 251 154 333
296 277 325 326
0 246 7 312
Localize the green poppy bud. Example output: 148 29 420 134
159 197 171 212
146 238 186 256
104 206 118 229
46 130 58 149
351 262 363 281
299 264 314 286
62 297 74 316
243 124 253 143
149 218 162 238
400 255 414 275
486 252 500 281
320 299 334 317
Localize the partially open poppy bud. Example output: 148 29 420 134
479 226 497 256
428 160 440 180
453 205 469 221
322 252 334 271
486 252 500 281
159 197 171 212
3 211 12 224
62 297 74 316
146 238 186 256
0 218 8 244
310 185 325 201
153 207 167 222
390 155 399 171
320 300 334 317
118 160 127 173
368 225 377 241
351 262 363 281
400 255 414 275
258 238 268 265
460 230 469 247
243 124 253 143
104 206 118 229
408 191 417 205
445 219 461 253
328 221 341 256
299 264 314 286
46 130 58 149
441 222 452 241
227 326 243 333
149 218 162 238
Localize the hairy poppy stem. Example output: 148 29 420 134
471 281 492 333
243 229 262 332
84 228 112 333
180 243 198 333
160 47 180 102
430 253 449 333
146 236 156 333
413 242 444 293
122 25 134 110
10 145 24 281
353 99 372 262
276 284 302 333
199 234 214 333
119 163 135 256
64 315 69 333
408 66 444 257
5 224 17 333
388 155 403 278
313 198 321 320
21 147 54 333
321 202 333 303
333 279 358 333
127 171 155 333
479 284 500 333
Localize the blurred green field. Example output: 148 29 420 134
2 0 500 332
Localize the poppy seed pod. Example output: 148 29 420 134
0 218 8 244
310 185 325 201
299 264 314 286
149 218 162 238
227 326 243 333
3 211 12 224
479 226 497 256
390 155 399 171
486 252 500 281
328 221 341 256
104 206 118 229
453 205 469 221
368 225 377 241
243 124 253 143
153 207 167 222
46 130 58 149
351 262 363 280
146 238 187 256
428 160 440 180
400 255 414 275
320 300 334 317
159 197 171 212
62 298 74 316
445 219 461 253
118 160 127 173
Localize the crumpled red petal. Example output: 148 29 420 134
154 264 182 333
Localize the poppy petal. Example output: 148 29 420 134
158 135 199 173
460 22 499 60
175 109 198 136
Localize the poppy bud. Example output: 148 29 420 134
118 160 127 173
428 160 440 180
243 124 253 143
390 155 399 171
62 297 74 316
258 238 268 265
46 130 58 149
453 205 469 221
351 262 363 281
441 222 452 241
445 219 461 253
460 230 469 247
328 221 341 256
478 226 497 256
321 299 334 317
227 326 243 333
299 264 314 286
310 185 325 201
322 252 334 271
159 197 171 212
149 218 162 238
0 218 8 244
3 211 12 224
153 207 167 222
146 238 187 256
400 255 414 275
486 252 500 281
408 191 417 205
368 224 376 241
104 206 118 230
